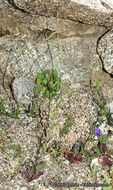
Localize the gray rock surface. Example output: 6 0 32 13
0 24 106 84
12 0 113 27
98 29 113 75
48 84 98 149
12 77 34 104
0 1 113 190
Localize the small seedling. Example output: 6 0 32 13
51 111 55 120
89 120 95 135
22 160 45 182
103 172 113 190
92 80 113 127
9 104 20 119
0 101 20 119
13 144 24 157
56 87 71 111
36 161 46 173
60 122 72 137
0 100 6 115
88 165 99 178
51 123 57 129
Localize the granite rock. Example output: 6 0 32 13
12 77 34 104
12 0 113 27
98 29 113 75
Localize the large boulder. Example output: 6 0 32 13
11 0 113 27
97 29 113 75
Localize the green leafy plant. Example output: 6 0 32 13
48 141 63 162
59 112 73 137
91 80 113 127
99 135 108 144
22 160 45 182
34 69 61 100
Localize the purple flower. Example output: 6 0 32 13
94 128 101 136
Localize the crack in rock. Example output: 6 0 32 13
7 0 30 13
96 29 112 77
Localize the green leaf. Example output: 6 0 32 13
60 122 72 137
50 60 62 71
54 44 60 53
9 113 20 119
91 80 100 88
99 135 108 144
30 102 35 115
36 162 46 173
0 100 6 115
100 99 107 108
99 135 103 144
44 31 58 40
42 86 46 92
95 147 101 156
51 112 55 120
42 79 48 85
52 70 58 79
49 92 54 100
45 90 50 98
81 146 86 156
34 86 41 97
1 100 6 113
16 104 20 115
102 135 108 143
103 186 112 190
37 73 44 84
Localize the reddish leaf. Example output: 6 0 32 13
28 172 44 182
47 148 52 153
99 156 113 167
100 144 107 155
107 130 112 135
73 155 83 163
56 154 60 157
65 152 74 163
